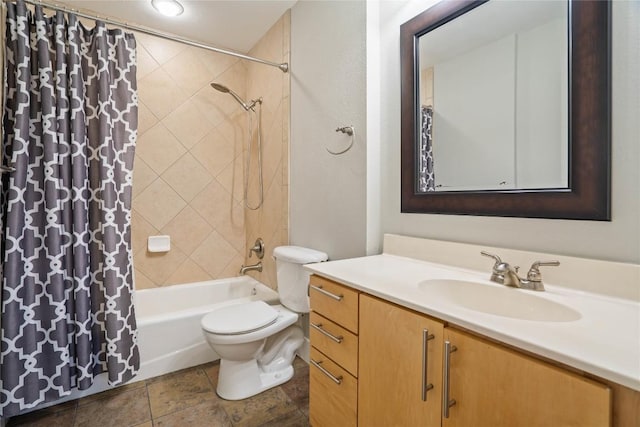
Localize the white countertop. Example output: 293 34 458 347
305 254 640 391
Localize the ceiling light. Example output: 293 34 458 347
151 0 184 17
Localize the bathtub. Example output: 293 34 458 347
134 276 279 381
24 276 279 413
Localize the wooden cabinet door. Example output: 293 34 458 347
359 294 444 427
443 328 611 427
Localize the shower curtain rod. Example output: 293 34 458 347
2 0 289 73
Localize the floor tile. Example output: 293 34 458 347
132 422 153 427
280 373 309 413
202 361 221 390
76 380 146 407
147 367 218 418
153 400 232 427
74 386 151 427
7 407 76 427
258 409 309 427
219 387 298 427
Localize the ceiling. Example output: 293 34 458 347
59 0 297 53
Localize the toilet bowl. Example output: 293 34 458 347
201 246 328 400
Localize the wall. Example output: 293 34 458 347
375 0 640 264
244 12 291 289
131 32 249 289
290 0 368 260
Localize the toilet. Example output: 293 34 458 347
201 246 328 400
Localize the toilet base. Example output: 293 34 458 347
215 325 304 400
217 358 294 400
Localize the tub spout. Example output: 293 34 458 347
240 262 262 275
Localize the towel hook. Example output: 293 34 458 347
327 125 355 155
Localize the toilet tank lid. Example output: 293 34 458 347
273 246 328 264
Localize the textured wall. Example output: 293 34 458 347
244 11 291 289
290 0 368 261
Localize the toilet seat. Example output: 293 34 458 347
202 301 278 335
201 303 299 345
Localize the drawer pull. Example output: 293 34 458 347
421 329 435 401
443 340 457 418
311 359 343 385
311 322 344 343
310 284 344 301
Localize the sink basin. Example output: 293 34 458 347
418 279 581 322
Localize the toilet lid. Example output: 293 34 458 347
201 301 279 335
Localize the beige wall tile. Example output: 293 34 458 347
163 48 213 98
190 128 236 177
161 206 213 256
196 50 239 80
132 157 158 200
190 180 234 229
136 123 187 175
216 201 245 252
136 44 160 80
133 179 187 230
161 99 214 150
221 252 245 278
138 68 189 120
131 209 160 256
190 231 238 278
161 153 212 202
138 102 158 135
134 269 157 290
135 247 188 286
216 154 245 203
164 258 212 286
134 32 185 66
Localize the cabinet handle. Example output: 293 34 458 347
310 322 344 343
422 329 435 401
443 340 457 418
310 358 343 385
310 284 344 301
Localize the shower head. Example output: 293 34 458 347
210 82 252 111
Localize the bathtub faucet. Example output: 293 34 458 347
239 262 263 275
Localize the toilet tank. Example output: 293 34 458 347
273 246 328 313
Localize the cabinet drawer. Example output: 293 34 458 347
309 275 359 334
310 312 358 377
310 347 357 427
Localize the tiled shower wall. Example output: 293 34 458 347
244 12 291 289
131 12 290 290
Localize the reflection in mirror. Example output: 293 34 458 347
416 1 568 193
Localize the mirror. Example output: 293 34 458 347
401 0 611 220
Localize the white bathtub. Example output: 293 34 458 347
24 276 279 413
134 276 279 381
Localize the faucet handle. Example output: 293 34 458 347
527 260 560 281
480 251 502 265
248 238 265 259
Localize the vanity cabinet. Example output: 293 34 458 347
356 295 612 427
359 294 444 427
443 328 611 427
308 275 359 427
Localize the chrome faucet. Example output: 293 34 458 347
239 261 263 275
480 251 559 292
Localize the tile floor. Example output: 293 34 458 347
7 358 309 427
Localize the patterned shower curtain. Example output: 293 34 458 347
418 106 435 192
0 0 139 416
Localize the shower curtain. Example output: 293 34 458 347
418 106 435 192
0 0 139 416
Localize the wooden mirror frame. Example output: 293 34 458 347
400 0 611 220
